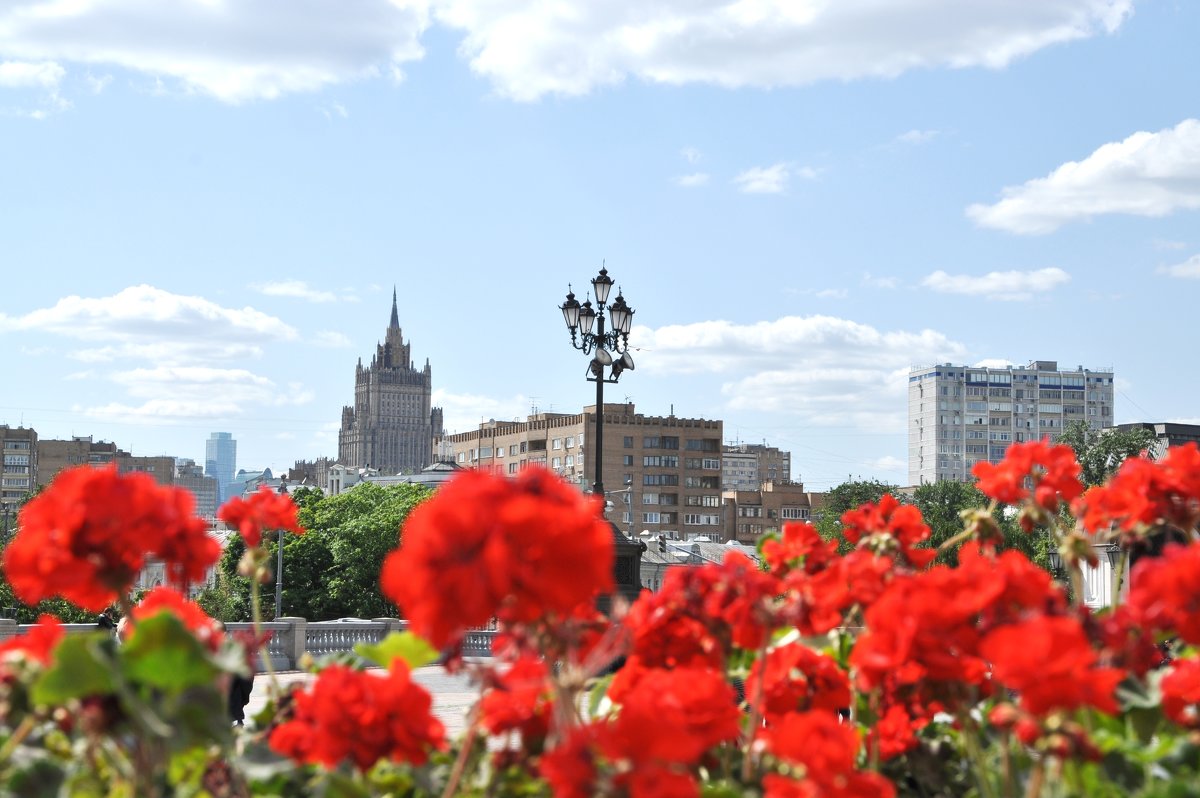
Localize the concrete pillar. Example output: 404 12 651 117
373 618 404 635
276 617 308 670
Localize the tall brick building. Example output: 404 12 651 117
338 290 443 475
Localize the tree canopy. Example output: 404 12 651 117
1057 420 1157 487
198 482 432 622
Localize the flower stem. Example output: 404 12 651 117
960 712 998 798
442 707 481 798
740 636 770 783
0 715 37 762
249 552 279 693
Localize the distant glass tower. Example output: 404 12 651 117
205 432 237 504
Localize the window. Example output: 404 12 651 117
496 448 504 458
702 495 720 507
552 438 563 450
552 457 562 468
479 447 492 457
565 455 574 466
780 507 809 520
642 512 661 524
684 476 719 489
702 458 720 470
643 493 659 505
660 493 678 506
510 445 518 456
508 463 518 474
623 436 634 448
739 506 762 517
661 436 679 450
685 439 719 452
684 513 720 525
457 452 466 463
622 455 634 466
643 474 679 486
643 436 660 448
565 436 575 448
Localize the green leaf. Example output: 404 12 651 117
355 631 439 670
120 612 218 691
319 770 372 798
31 634 115 705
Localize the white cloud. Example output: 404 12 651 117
0 60 63 88
0 0 431 103
1152 238 1187 251
432 389 532 434
815 289 847 299
436 0 1131 100
896 129 939 145
318 101 349 120
313 330 353 348
0 285 297 345
634 315 966 432
973 358 1017 369
1158 254 1200 279
921 267 1071 300
85 72 112 93
733 163 791 194
967 119 1200 234
861 272 899 289
674 172 710 188
869 455 906 473
252 279 338 303
681 146 701 164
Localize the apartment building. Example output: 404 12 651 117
721 480 823 545
1 425 37 511
721 443 792 491
37 437 176 489
176 459 220 521
908 360 1115 485
439 403 725 540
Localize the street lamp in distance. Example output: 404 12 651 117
559 265 635 497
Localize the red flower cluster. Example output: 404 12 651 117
0 614 64 667
761 711 895 798
538 664 741 798
1124 540 1200 644
972 439 1083 516
3 466 220 611
840 494 936 569
745 642 851 723
762 521 839 577
981 616 1123 716
1161 656 1200 730
623 551 781 670
381 468 614 649
1075 442 1200 535
218 486 305 548
479 654 553 743
130 586 225 652
269 661 446 771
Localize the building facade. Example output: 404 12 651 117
908 360 1115 485
1 426 37 525
205 432 237 504
1112 422 1200 458
720 480 823 545
35 436 120 488
338 290 443 475
721 443 792 491
440 403 725 541
176 459 220 520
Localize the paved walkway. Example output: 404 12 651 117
245 665 480 736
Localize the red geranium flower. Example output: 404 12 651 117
479 654 553 742
603 663 740 767
3 466 220 611
130 586 224 652
1125 540 1200 644
1161 656 1200 730
981 616 1124 717
841 494 936 569
269 661 446 771
380 468 614 649
540 725 600 798
972 439 1082 516
745 642 851 722
762 522 839 577
761 711 895 797
218 486 305 548
0 614 64 666
1075 443 1200 535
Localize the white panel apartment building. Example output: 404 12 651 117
908 360 1115 486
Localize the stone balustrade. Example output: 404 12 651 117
0 617 496 670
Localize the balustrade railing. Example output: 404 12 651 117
0 617 496 671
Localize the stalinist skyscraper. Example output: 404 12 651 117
337 290 443 474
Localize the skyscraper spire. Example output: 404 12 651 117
389 286 400 330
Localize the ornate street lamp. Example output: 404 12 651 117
560 266 635 497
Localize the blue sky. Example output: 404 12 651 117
2 0 1198 489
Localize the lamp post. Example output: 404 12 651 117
275 479 287 619
559 266 635 497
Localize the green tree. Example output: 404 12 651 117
1057 420 1157 487
910 479 1034 566
813 478 898 547
201 482 432 622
